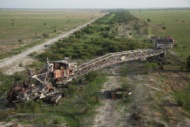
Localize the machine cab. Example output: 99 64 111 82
151 36 174 49
51 60 77 84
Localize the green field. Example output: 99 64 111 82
1 10 190 127
0 10 103 59
131 9 190 58
0 11 152 126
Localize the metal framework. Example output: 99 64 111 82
32 48 165 84
7 48 165 103
75 48 165 77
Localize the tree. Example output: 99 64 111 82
43 23 46 26
18 39 23 44
186 56 190 71
147 19 151 22
162 26 166 30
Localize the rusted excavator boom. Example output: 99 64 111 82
64 49 165 84
7 48 165 104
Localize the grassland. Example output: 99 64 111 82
131 9 190 58
0 11 153 126
2 10 190 127
14 72 107 127
0 9 103 59
36 11 152 62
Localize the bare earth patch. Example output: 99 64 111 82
93 66 121 127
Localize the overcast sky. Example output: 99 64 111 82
0 0 190 9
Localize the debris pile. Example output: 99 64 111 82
7 81 60 104
6 47 171 104
151 36 174 49
103 88 132 99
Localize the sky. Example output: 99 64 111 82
0 0 190 9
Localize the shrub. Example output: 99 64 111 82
101 32 109 38
186 56 190 71
144 62 159 74
29 52 37 58
13 72 27 83
0 72 14 96
18 39 23 44
53 117 62 124
85 72 98 82
174 84 190 110
19 63 23 67
112 11 137 23
42 33 49 38
162 26 166 30
16 101 42 117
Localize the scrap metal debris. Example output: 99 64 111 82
7 41 173 104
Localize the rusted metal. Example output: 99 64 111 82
10 123 18 127
151 36 174 49
7 47 170 104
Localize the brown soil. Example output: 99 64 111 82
93 66 121 127
118 62 190 127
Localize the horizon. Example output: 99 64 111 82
0 0 190 9
0 7 190 10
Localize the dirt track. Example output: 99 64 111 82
93 66 121 127
0 14 106 74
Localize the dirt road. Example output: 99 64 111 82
93 66 121 127
0 14 106 74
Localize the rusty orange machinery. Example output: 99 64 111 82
51 60 77 83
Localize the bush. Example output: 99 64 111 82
18 39 23 44
42 33 49 38
162 26 166 30
36 11 148 62
144 62 159 74
186 56 190 71
174 84 190 110
13 72 27 83
112 11 137 23
53 117 62 124
19 63 23 67
85 72 98 82
147 19 151 22
101 32 109 38
0 72 14 96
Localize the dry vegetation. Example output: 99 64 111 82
0 9 190 127
0 9 103 59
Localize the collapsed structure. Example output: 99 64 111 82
151 36 174 49
7 39 173 104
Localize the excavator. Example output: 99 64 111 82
7 37 173 104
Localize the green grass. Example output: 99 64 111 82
174 84 190 112
37 11 152 61
1 11 153 126
0 10 102 59
15 72 107 126
0 72 27 97
131 9 190 58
